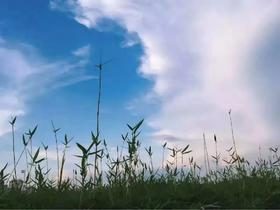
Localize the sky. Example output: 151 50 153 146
1 0 280 177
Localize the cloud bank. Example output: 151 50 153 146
55 0 280 158
0 39 95 135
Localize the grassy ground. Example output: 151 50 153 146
1 119 280 209
1 176 280 209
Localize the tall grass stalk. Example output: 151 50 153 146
214 134 219 171
27 127 37 158
22 135 29 175
145 146 153 172
9 116 17 179
96 64 102 137
91 132 101 185
228 109 238 158
212 134 220 172
162 142 167 169
7 126 37 183
58 135 72 189
203 133 210 174
94 61 102 185
93 56 112 185
51 121 60 184
258 144 262 160
42 143 49 179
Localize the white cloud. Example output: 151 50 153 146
72 44 91 57
0 39 95 136
121 32 140 48
56 0 280 160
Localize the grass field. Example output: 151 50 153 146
0 118 280 209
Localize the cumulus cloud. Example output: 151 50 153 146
54 0 280 159
0 39 95 136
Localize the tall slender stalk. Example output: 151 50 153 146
228 109 238 158
92 134 100 185
93 61 103 186
51 121 60 184
203 133 210 174
96 66 102 136
42 143 49 179
7 125 37 183
59 135 72 189
94 56 112 185
181 144 191 166
214 134 218 171
23 135 29 174
145 146 153 171
259 145 262 160
9 116 17 179
162 142 167 169
95 81 100 184
203 133 208 175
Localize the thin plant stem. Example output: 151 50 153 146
24 146 29 174
7 134 33 183
229 110 238 158
51 121 60 184
162 146 165 169
96 67 102 137
214 134 218 171
93 143 98 185
11 122 17 179
203 133 211 174
45 148 49 179
93 63 102 186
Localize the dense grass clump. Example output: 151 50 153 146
1 176 280 209
1 118 280 209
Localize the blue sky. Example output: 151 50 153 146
1 0 280 177
0 0 152 148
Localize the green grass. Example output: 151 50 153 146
1 176 280 208
1 118 280 209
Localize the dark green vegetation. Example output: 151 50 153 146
1 118 280 209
